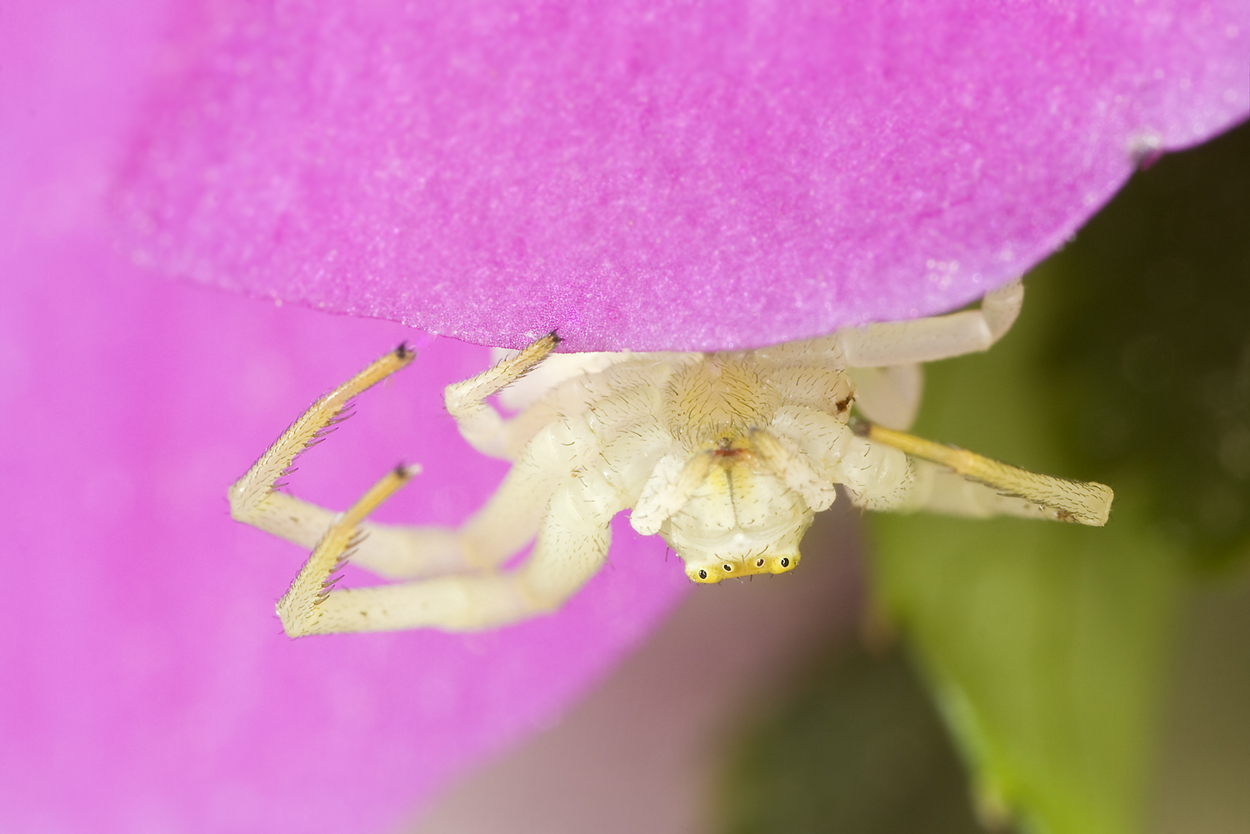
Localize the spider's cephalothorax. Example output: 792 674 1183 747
632 353 851 585
231 280 1114 636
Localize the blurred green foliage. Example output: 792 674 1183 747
871 314 1183 834
1049 123 1250 571
718 122 1248 834
717 648 986 834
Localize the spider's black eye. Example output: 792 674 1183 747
780 557 791 568
698 569 708 580
756 558 765 568
722 564 732 572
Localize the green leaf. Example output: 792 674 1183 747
870 122 1249 833
869 323 1184 834
716 648 987 834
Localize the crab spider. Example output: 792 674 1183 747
230 279 1113 637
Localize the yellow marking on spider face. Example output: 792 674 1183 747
861 422 1114 526
686 552 801 584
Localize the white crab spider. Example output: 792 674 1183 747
230 280 1113 637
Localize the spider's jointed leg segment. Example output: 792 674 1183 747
228 344 421 556
852 419 1114 526
445 332 561 460
834 279 1024 367
279 463 626 636
278 465 418 636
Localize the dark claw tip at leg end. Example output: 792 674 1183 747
394 462 421 480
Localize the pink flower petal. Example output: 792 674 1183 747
2 3 683 831
121 1 1248 351
0 251 687 832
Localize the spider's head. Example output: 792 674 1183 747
658 442 815 585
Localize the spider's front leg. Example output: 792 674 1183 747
263 334 673 635
227 345 460 570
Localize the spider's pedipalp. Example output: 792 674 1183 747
748 428 837 512
631 452 713 535
767 405 855 479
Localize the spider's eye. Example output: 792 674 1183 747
780 557 790 568
755 558 765 568
698 569 708 580
722 564 733 572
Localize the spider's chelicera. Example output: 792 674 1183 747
230 280 1112 637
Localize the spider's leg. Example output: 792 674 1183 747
762 279 1022 371
445 333 560 459
846 364 924 430
353 402 669 584
855 421 1113 526
827 433 917 512
834 279 1023 367
313 417 586 584
888 460 1107 523
277 464 417 635
228 345 446 564
280 467 627 636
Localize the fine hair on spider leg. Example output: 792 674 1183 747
850 418 1114 526
277 464 418 637
233 280 1114 635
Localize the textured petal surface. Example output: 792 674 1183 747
0 3 685 832
3 1 1247 832
121 0 1249 350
